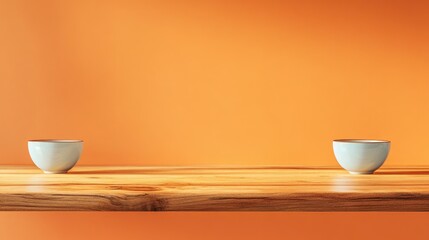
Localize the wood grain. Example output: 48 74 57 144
1 166 429 211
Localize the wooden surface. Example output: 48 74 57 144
1 166 429 211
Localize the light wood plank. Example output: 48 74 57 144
0 166 429 211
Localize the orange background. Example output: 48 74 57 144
0 212 429 240
1 0 429 239
1 0 428 166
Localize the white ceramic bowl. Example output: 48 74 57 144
333 139 390 174
28 140 83 174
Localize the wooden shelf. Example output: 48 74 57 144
0 166 428 211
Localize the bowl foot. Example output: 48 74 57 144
348 171 374 175
43 170 68 174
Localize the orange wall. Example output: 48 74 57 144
1 212 429 240
1 0 428 166
1 1 429 239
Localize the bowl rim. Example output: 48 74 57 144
333 139 390 143
28 139 83 143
